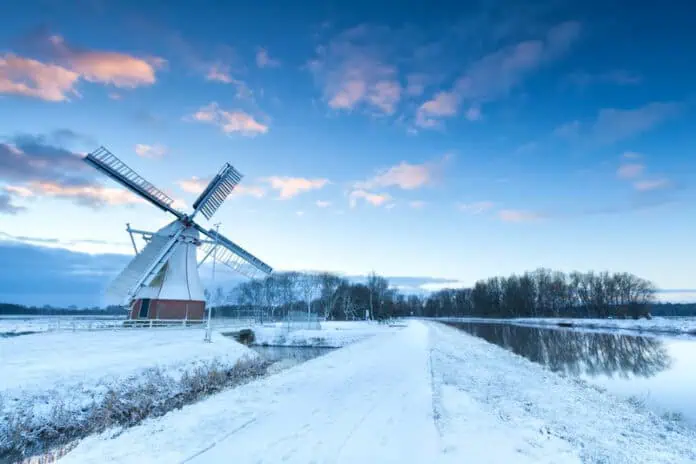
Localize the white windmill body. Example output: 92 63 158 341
83 147 272 320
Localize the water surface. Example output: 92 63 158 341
445 322 696 426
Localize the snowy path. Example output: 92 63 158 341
61 321 696 464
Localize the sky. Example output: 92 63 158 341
1 0 695 305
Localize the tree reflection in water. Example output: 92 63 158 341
445 322 671 378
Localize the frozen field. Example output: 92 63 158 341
59 321 696 463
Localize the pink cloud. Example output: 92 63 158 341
134 144 167 159
233 185 266 198
416 21 581 129
617 163 644 179
191 102 268 136
367 80 401 114
498 209 544 223
329 79 367 109
263 176 329 199
0 54 79 101
23 181 143 207
205 63 233 83
50 35 164 88
310 25 402 115
177 176 208 194
348 189 391 207
592 102 680 143
356 156 449 190
634 178 671 192
458 201 495 214
256 48 280 68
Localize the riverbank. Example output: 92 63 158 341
60 321 696 463
0 329 260 459
438 316 696 336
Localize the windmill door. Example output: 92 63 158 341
139 299 151 318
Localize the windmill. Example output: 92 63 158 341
83 146 272 320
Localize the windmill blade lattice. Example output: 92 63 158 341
192 163 242 220
84 147 184 218
197 225 272 277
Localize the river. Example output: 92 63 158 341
444 321 696 427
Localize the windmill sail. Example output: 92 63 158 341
197 225 272 278
84 147 184 218
106 226 181 304
192 163 242 220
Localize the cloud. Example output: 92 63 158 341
315 200 331 208
19 181 142 207
232 185 266 198
498 209 544 222
0 35 164 102
134 143 167 159
0 135 90 185
190 102 268 136
49 35 164 88
465 106 482 121
623 151 642 159
416 21 581 128
591 102 680 144
634 178 671 192
256 48 280 68
0 54 80 101
458 201 495 214
205 63 233 83
0 191 25 214
0 134 143 209
355 156 448 191
177 176 209 194
263 176 329 199
348 189 391 207
409 200 426 209
416 91 457 127
367 80 401 114
553 120 580 138
308 24 402 115
617 162 644 179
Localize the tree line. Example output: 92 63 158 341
208 268 661 321
2 269 686 319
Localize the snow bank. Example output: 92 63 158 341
439 316 696 336
430 322 696 463
241 320 400 347
0 329 258 458
60 321 696 463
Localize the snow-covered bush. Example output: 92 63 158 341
0 358 268 461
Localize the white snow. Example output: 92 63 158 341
247 320 399 347
59 321 696 463
0 328 257 445
440 316 696 336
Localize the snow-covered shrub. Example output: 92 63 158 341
0 358 269 461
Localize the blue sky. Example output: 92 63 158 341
1 0 695 304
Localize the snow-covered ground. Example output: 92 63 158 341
247 320 401 347
439 316 696 336
60 321 696 463
0 329 258 455
0 315 127 335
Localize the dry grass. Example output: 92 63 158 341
0 358 269 461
